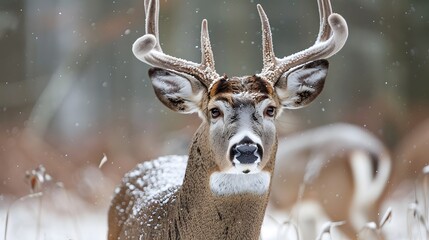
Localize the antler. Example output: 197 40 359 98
257 0 348 83
133 0 220 87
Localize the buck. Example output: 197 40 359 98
108 0 348 239
269 123 392 239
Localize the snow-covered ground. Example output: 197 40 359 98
0 192 108 240
0 187 421 240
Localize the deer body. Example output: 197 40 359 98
109 110 276 240
108 0 348 239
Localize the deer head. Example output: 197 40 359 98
133 0 347 191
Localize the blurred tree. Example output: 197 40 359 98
0 0 27 124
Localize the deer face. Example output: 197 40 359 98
206 76 278 175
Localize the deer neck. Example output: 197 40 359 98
174 123 277 239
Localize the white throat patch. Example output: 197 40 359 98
209 171 271 196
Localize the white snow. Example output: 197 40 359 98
122 155 187 224
0 192 108 240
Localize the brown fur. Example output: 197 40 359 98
209 76 273 99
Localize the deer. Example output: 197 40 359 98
268 123 392 239
393 119 429 189
108 0 348 239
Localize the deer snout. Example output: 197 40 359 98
230 136 263 173
233 144 259 164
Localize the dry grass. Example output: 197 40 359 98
1 165 107 240
405 169 429 240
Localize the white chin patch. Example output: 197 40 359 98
209 171 271 196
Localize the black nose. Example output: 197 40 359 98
230 136 263 164
233 144 259 164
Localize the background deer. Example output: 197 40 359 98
393 119 429 189
108 0 347 239
269 123 391 239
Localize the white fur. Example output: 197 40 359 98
228 130 262 151
209 171 271 196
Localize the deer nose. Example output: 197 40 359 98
230 136 263 165
235 145 259 164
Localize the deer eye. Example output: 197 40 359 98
265 106 276 118
210 108 222 119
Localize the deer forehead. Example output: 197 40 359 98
207 76 276 106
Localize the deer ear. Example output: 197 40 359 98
149 68 206 114
275 59 329 109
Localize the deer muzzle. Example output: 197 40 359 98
230 136 263 174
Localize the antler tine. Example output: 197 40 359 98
133 0 220 87
277 13 348 67
257 5 276 72
201 19 216 71
258 0 348 83
144 0 161 51
316 0 333 43
143 0 150 12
